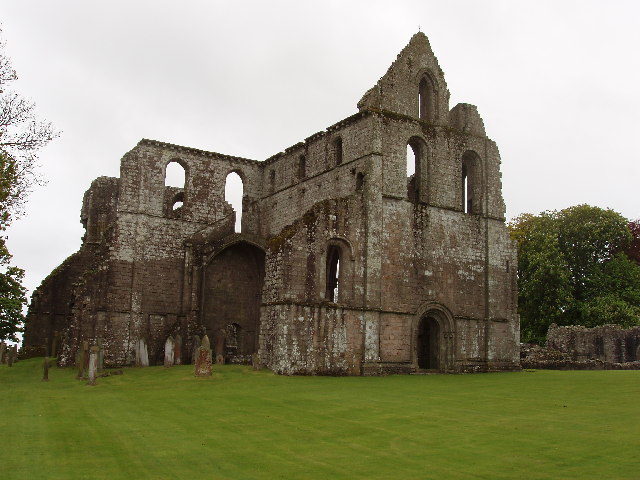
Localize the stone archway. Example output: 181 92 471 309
201 241 265 364
412 302 456 372
417 316 440 370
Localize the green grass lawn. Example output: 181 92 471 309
1 359 638 480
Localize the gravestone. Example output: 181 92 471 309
87 346 99 386
252 353 261 371
97 337 104 372
214 335 225 365
174 334 182 365
0 342 6 364
135 338 149 367
76 348 86 379
191 335 201 364
194 335 212 377
7 346 15 367
164 336 175 367
42 357 50 381
82 341 90 373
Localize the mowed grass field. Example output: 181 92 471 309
1 359 638 480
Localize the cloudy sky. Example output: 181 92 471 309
3 0 639 301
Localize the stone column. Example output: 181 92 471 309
87 346 99 386
194 335 212 377
164 336 175 367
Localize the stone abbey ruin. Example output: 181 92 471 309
23 33 521 374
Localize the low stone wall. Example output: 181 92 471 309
521 324 640 370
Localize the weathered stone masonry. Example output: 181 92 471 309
23 33 520 374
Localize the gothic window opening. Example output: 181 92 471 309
334 137 343 165
406 139 423 202
225 172 243 233
356 172 365 192
326 245 341 302
269 169 275 193
418 75 437 122
298 155 306 180
172 191 184 211
461 151 481 214
165 160 186 188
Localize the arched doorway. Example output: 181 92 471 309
202 241 265 364
417 316 440 370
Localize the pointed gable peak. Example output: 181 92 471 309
357 32 449 121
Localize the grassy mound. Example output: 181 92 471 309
1 359 638 479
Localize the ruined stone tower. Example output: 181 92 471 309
23 33 520 374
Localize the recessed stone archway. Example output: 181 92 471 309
411 302 456 372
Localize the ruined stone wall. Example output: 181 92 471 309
546 324 640 363
24 32 521 375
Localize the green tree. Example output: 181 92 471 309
509 205 640 343
0 28 58 341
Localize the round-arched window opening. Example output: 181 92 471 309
165 161 186 188
225 172 244 233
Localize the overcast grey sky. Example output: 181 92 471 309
2 0 639 300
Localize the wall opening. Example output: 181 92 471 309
172 192 184 211
356 172 365 192
202 242 265 364
417 316 440 370
298 155 306 180
418 75 436 122
165 161 186 188
326 245 341 302
334 137 343 165
225 172 243 233
461 151 481 214
406 139 422 202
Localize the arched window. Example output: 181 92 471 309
356 172 365 192
418 74 437 122
269 169 275 193
171 191 184 211
334 137 343 165
298 155 306 180
326 245 341 302
406 138 425 202
165 161 186 188
461 151 481 214
225 172 243 233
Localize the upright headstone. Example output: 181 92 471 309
7 345 15 367
42 357 50 381
87 346 99 386
135 338 149 367
164 336 175 367
82 340 90 373
0 342 6 364
174 334 182 366
252 353 261 371
97 337 104 373
215 334 225 365
194 335 212 377
76 347 86 379
191 335 201 364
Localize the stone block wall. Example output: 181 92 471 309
23 32 521 374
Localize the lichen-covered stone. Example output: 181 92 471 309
22 32 520 375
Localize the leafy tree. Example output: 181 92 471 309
509 205 640 343
0 28 58 341
625 219 640 265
